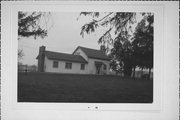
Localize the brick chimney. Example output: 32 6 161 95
100 45 106 54
37 46 45 72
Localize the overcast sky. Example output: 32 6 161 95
18 12 143 66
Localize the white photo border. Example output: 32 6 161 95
1 1 178 119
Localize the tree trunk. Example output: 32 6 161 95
132 67 136 78
141 67 144 76
123 62 132 77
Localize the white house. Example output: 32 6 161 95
36 46 112 75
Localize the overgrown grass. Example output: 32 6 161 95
18 72 153 103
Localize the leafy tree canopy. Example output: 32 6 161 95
18 12 52 39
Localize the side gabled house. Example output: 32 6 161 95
36 45 112 75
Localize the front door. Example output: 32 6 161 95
96 65 101 74
95 61 103 75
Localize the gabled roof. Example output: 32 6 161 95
73 46 110 61
39 51 88 63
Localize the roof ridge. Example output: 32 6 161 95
46 50 77 56
78 46 101 51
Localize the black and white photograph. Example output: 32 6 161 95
2 1 179 120
18 11 154 103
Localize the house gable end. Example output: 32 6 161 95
73 46 110 61
72 47 88 61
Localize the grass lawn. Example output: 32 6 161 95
18 72 153 103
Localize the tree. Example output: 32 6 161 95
18 12 51 59
18 12 51 39
132 14 153 78
79 12 153 77
110 36 134 77
18 49 24 60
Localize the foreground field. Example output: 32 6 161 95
18 72 153 103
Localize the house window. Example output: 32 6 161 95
80 64 85 70
53 61 58 68
65 62 72 69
